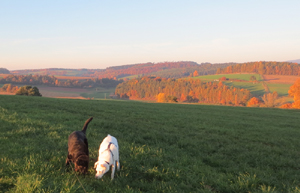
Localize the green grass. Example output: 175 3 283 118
267 83 292 96
1 95 300 192
120 75 140 80
80 87 116 99
224 82 266 97
194 74 262 81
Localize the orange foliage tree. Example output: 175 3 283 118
247 97 261 107
193 70 199 77
288 78 300 109
156 93 167 102
115 76 251 106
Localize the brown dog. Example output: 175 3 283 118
66 117 93 174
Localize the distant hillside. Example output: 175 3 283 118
11 61 235 79
11 68 96 77
287 59 300 64
0 68 10 74
216 61 300 76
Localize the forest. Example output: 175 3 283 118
217 61 300 75
115 76 251 106
0 74 122 88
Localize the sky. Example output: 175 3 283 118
1 0 300 71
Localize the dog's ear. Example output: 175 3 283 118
94 162 98 168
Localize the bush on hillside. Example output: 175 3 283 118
15 85 42 96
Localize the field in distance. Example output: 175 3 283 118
194 73 296 98
38 86 115 99
0 95 300 192
0 83 115 100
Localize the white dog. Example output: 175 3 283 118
94 134 120 180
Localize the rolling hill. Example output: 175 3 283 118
287 59 300 64
9 61 235 79
1 95 300 192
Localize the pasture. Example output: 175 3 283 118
263 75 299 84
0 95 300 192
223 82 265 97
267 83 292 97
32 86 114 100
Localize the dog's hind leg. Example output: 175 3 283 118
116 148 120 171
116 159 120 171
111 161 116 180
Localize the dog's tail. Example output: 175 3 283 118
82 117 93 134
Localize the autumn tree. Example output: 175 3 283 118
115 76 251 106
193 70 199 77
167 95 178 103
179 93 187 102
247 97 261 107
157 93 167 102
288 78 300 109
260 91 284 108
16 85 42 96
0 84 18 93
219 77 227 81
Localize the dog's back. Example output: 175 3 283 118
68 131 89 157
68 117 93 157
99 134 118 154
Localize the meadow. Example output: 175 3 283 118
0 95 300 192
223 82 265 97
267 83 292 96
80 88 116 99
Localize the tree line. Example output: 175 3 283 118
216 61 300 76
0 74 123 88
115 76 251 106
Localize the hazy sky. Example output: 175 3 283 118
1 1 300 71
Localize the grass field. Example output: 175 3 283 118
263 75 299 84
267 83 292 96
223 82 265 97
23 85 115 100
194 74 262 81
80 87 116 99
0 95 300 192
120 74 140 80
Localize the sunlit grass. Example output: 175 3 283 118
224 81 265 97
267 83 292 96
0 95 300 192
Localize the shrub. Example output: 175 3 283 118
15 86 42 96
